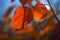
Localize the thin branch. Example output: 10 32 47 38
47 0 60 22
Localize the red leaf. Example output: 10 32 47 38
12 6 33 30
11 0 15 2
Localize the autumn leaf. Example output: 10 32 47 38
11 0 15 3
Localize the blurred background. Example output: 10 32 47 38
0 0 60 40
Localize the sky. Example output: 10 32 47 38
0 0 60 20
